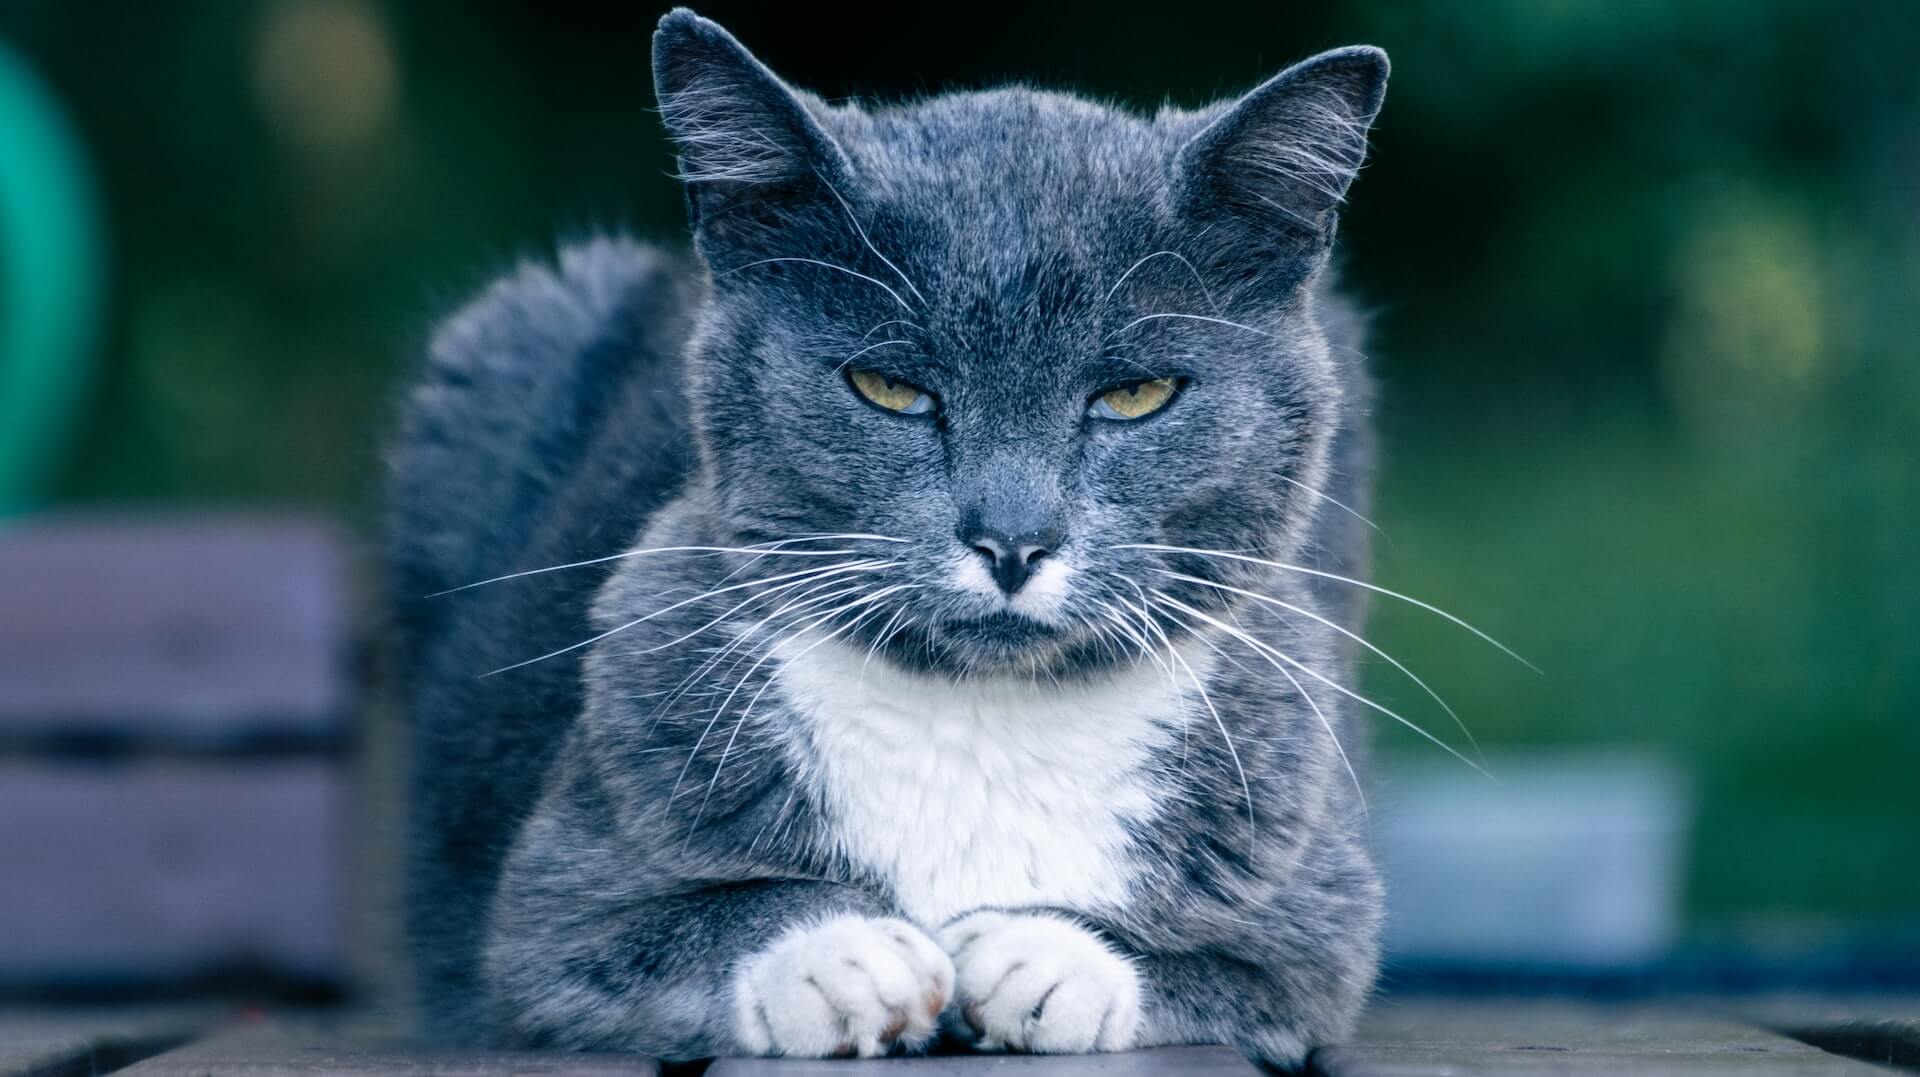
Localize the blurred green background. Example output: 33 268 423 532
2 1 1914 942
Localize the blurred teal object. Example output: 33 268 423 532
0 40 101 515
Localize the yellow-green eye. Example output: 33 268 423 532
848 368 935 415
1091 377 1180 421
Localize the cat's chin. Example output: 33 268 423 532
881 611 1116 679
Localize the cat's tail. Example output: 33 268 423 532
383 236 695 656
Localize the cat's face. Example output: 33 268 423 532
656 14 1385 676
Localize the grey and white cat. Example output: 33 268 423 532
388 8 1388 1069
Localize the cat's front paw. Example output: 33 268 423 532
732 915 953 1058
938 911 1142 1053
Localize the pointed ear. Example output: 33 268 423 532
652 9 849 240
1175 46 1388 251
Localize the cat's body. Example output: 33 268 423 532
389 10 1386 1068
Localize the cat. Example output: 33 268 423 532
387 8 1388 1069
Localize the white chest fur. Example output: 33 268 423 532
774 639 1203 926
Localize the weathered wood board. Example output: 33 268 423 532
0 516 347 744
704 1046 1258 1075
115 1020 658 1076
0 1008 207 1077
1313 999 1895 1075
0 761 347 982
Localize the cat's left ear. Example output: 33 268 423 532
651 9 851 241
1175 46 1389 253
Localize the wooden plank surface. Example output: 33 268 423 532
0 1008 207 1077
0 760 346 983
1313 999 1891 1075
0 516 347 743
705 1047 1257 1075
119 1020 659 1076
15 1003 1903 1076
1747 998 1920 1070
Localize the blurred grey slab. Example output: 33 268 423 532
121 1021 658 1075
1314 999 1891 1075
1778 1015 1920 1071
0 760 346 981
1758 998 1920 1075
0 516 346 742
705 1047 1256 1075
0 1008 207 1076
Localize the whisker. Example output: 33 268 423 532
833 339 916 375
1098 353 1167 380
816 172 927 307
1105 312 1271 343
860 318 923 342
1120 543 1537 672
1152 590 1488 779
859 604 909 679
1157 570 1480 761
1156 593 1366 817
480 560 884 678
1101 249 1223 316
719 256 913 312
1278 475 1386 538
672 584 915 814
698 588 910 821
645 577 880 728
609 561 887 660
432 534 903 597
1165 629 1253 837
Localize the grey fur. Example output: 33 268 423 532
388 8 1388 1070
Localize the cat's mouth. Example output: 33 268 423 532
890 608 1086 672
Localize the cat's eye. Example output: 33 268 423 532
847 368 935 415
1090 377 1181 421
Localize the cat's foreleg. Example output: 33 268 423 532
938 905 1375 1071
487 866 951 1058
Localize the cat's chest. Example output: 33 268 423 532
775 641 1195 926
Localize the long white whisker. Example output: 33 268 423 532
1153 590 1488 779
1155 595 1366 817
719 257 912 312
833 339 916 375
1161 629 1255 838
611 561 885 660
1278 475 1386 537
647 577 879 727
698 588 909 822
817 172 927 307
1105 312 1271 342
860 604 909 680
672 584 913 812
433 534 903 597
480 560 884 678
1121 543 1536 672
1158 570 1480 760
860 318 922 342
1102 249 1222 316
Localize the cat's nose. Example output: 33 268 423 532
963 528 1060 595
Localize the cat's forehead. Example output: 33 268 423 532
815 91 1199 315
830 90 1187 238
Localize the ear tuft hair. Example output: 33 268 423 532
1177 46 1389 245
651 10 848 223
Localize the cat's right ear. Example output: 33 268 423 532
1174 46 1389 265
652 9 850 245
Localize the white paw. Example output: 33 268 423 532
938 911 1142 1053
732 915 953 1057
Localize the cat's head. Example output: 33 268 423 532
653 9 1386 676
